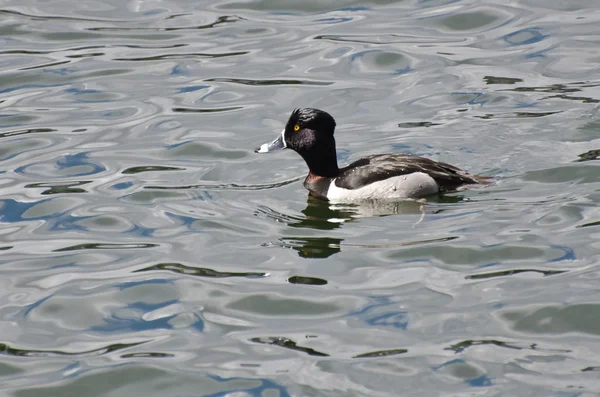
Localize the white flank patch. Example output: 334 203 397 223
326 172 439 202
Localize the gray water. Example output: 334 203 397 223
1 0 600 396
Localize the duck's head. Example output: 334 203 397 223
255 108 339 177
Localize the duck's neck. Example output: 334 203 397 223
299 139 339 178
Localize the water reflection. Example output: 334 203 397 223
135 262 268 278
0 341 146 358
25 180 91 195
249 336 409 359
576 149 600 162
465 268 566 280
293 195 425 229
287 275 328 285
506 81 600 103
352 348 408 359
445 339 570 354
272 196 460 258
250 336 329 357
270 197 425 258
277 237 342 259
257 195 426 232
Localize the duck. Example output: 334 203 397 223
255 108 492 201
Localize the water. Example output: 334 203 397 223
1 0 600 395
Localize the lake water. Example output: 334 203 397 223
1 0 600 396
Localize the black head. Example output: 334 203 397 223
255 108 340 177
283 108 336 149
284 108 339 177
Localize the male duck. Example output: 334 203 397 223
255 108 492 201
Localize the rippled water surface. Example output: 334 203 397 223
1 0 600 395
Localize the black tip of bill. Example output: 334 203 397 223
255 131 286 154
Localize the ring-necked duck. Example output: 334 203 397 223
255 108 492 201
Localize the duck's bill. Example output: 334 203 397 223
255 130 286 153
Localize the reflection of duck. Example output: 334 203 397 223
256 108 493 201
279 236 342 259
273 197 458 259
298 195 425 227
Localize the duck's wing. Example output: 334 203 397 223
335 154 492 192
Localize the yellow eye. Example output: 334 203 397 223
293 125 300 131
